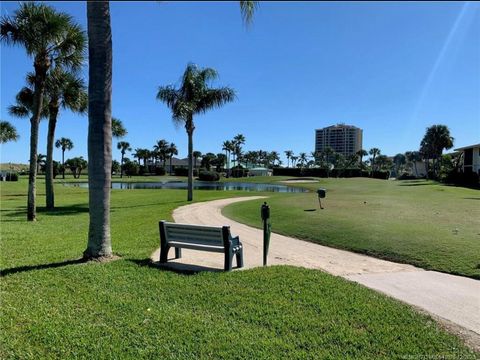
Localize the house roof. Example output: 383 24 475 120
454 143 480 151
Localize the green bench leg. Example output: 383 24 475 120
224 250 233 271
236 248 244 268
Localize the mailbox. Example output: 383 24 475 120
317 188 326 198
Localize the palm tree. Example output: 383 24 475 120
420 125 454 178
55 138 74 179
193 151 202 169
231 133 245 167
112 117 127 139
284 150 293 168
37 154 46 174
270 151 280 168
117 141 131 178
356 149 368 168
0 121 19 143
291 155 298 168
154 139 169 168
369 147 381 174
82 0 257 258
167 143 178 175
42 68 87 209
157 64 235 201
1 2 85 221
298 152 308 169
83 0 113 259
393 153 406 177
405 151 422 177
222 140 233 175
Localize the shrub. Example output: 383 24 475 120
124 161 139 176
155 167 166 176
4 172 19 181
174 167 198 177
198 170 220 181
231 168 249 178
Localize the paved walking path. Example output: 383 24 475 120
151 196 480 340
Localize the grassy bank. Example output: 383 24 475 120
0 179 476 358
223 177 480 279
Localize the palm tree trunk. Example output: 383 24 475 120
84 0 113 259
120 152 124 178
27 65 48 221
187 121 194 202
27 118 40 221
62 150 65 179
169 156 173 175
46 106 58 209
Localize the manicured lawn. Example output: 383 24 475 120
223 177 480 279
0 179 476 358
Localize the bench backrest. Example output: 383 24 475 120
161 221 226 247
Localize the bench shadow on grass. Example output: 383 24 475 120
129 258 223 275
1 258 86 277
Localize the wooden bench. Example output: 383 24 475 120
159 221 244 271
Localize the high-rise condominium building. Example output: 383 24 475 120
315 124 363 157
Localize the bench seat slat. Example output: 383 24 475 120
168 241 225 253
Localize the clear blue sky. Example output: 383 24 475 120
1 1 479 164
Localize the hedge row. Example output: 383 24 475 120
272 167 389 179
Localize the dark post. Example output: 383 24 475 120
261 202 271 266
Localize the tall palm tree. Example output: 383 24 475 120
222 140 233 175
232 133 245 167
42 68 87 209
154 139 169 168
0 121 19 143
420 125 454 177
82 0 258 258
356 149 368 168
112 117 127 139
37 154 46 174
369 147 381 174
270 151 280 167
157 64 235 201
405 151 422 177
193 151 202 169
284 150 293 168
55 138 74 179
117 141 131 178
1 2 85 221
167 143 178 175
84 0 113 259
298 152 308 169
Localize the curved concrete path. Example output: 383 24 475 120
151 196 480 345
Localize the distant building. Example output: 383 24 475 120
454 143 480 174
315 124 363 157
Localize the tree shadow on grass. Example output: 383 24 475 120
1 258 86 277
37 204 90 216
398 182 433 187
463 197 480 200
129 258 222 275
1 204 90 218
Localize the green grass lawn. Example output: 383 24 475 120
0 179 477 358
223 177 480 279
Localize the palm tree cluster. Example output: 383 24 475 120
0 120 19 143
131 140 178 175
2 2 86 216
2 1 257 258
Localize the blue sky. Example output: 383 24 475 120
1 1 479 165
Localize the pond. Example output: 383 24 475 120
66 181 308 193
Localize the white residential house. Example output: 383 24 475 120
454 143 480 174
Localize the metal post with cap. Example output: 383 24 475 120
260 201 271 266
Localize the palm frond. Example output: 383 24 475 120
239 1 258 26
8 105 30 118
196 88 236 114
